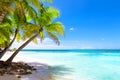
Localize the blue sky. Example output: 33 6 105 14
11 0 120 49
48 0 120 49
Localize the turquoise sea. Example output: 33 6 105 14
19 50 120 80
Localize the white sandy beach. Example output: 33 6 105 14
0 52 50 80
0 51 97 80
1 52 75 80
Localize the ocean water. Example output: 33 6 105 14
19 50 120 80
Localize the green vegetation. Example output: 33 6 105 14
0 0 64 65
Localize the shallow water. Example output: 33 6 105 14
19 50 120 80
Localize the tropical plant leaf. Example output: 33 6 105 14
39 31 44 42
3 7 14 15
42 0 53 3
16 32 21 42
45 7 60 20
47 32 60 45
13 1 26 24
29 0 42 10
22 0 37 21
32 38 38 44
46 22 64 36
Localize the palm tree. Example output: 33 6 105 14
0 0 64 65
0 0 44 59
0 16 15 50
0 0 14 52
5 6 64 64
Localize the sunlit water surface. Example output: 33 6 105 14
18 50 120 80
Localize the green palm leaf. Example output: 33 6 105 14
32 38 38 44
39 31 44 42
46 22 64 36
47 32 60 45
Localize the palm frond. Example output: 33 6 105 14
16 32 21 42
22 0 37 21
0 27 10 41
45 7 60 20
29 0 42 10
46 22 64 36
32 38 38 44
47 32 60 45
42 0 53 3
39 31 44 42
13 1 26 24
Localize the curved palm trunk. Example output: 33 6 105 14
5 34 38 64
0 29 18 59
0 0 12 23
0 11 7 23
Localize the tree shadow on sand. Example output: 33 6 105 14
26 62 73 80
48 65 73 80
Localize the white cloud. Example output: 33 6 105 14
69 27 75 31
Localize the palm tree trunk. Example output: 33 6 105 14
5 34 38 64
0 0 12 24
0 29 18 59
0 11 7 23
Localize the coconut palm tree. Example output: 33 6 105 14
5 7 64 64
0 0 14 51
0 16 14 53
0 0 64 65
0 0 45 59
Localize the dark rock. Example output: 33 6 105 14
0 61 36 76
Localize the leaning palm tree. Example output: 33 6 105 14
0 0 46 59
0 13 17 57
0 0 14 51
5 7 64 64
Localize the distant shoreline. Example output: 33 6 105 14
19 49 120 54
21 49 120 51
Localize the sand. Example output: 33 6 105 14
0 53 51 80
